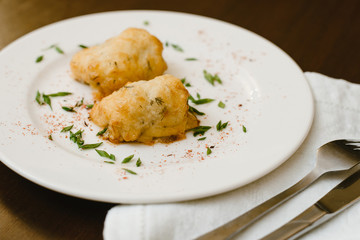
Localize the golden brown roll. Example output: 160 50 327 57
70 28 167 99
90 74 199 144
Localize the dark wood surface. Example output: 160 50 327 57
1 0 359 239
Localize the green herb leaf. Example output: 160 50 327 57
75 98 84 107
61 125 73 132
36 55 44 63
188 95 215 105
136 158 142 167
35 90 44 105
143 20 149 26
206 147 212 155
122 168 137 175
104 161 115 164
185 58 197 61
79 44 88 49
243 125 247 133
198 137 206 141
203 70 222 86
189 106 205 116
216 120 229 131
86 104 94 109
189 126 211 137
218 101 226 108
95 149 115 161
171 44 183 52
42 94 52 109
122 154 134 163
180 78 191 87
46 92 72 97
48 135 53 140
62 106 76 112
97 127 108 136
55 46 64 54
79 142 103 149
96 149 110 158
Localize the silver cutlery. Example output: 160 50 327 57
261 167 360 240
196 139 360 240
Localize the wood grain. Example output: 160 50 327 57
0 0 359 239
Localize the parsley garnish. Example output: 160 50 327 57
96 149 115 161
188 94 214 105
122 154 134 163
79 44 88 49
48 135 53 140
180 78 191 87
185 58 197 61
36 91 72 109
35 91 44 105
62 106 76 112
216 120 228 131
189 106 205 116
243 125 247 133
203 70 222 86
122 168 137 175
36 55 44 63
218 101 226 108
206 147 212 155
46 92 72 97
198 137 206 141
86 104 94 109
79 142 103 149
189 126 211 137
61 125 73 132
171 44 183 52
97 127 108 136
136 158 142 167
143 20 149 26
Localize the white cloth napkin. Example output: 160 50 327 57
103 72 360 240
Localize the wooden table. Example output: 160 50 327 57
1 0 359 239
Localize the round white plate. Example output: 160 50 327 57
0 10 314 203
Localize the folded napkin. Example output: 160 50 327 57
104 72 360 240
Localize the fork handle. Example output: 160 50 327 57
195 168 322 240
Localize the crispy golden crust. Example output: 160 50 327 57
70 28 167 99
90 74 199 144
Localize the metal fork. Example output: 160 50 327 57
196 139 360 240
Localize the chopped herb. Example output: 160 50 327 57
188 94 215 105
75 98 84 107
165 41 169 47
122 168 137 175
97 127 107 136
86 104 94 109
96 149 115 161
62 106 76 112
104 161 115 164
36 55 44 63
155 97 164 105
180 78 192 87
42 94 52 109
48 135 53 140
189 126 211 137
203 70 222 86
216 120 228 131
136 158 142 167
61 125 73 132
243 125 247 133
198 137 206 141
171 44 184 52
35 91 44 105
79 142 103 149
55 46 64 54
122 154 134 163
46 92 72 97
69 130 84 146
79 44 88 49
206 147 212 155
218 101 226 108
143 20 149 26
189 106 205 116
185 58 197 61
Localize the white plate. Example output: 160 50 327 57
0 10 314 204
